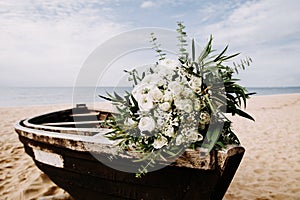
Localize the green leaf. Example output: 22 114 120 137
176 21 189 60
98 95 112 102
214 45 228 62
192 38 195 61
198 35 213 63
222 52 240 61
234 108 255 121
205 126 222 153
150 32 166 60
204 94 216 114
114 92 123 101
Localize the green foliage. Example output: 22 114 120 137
176 21 189 60
183 34 254 119
150 32 166 60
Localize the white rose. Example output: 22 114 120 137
138 116 156 132
132 83 152 101
159 102 171 111
153 135 168 149
174 99 183 110
163 90 174 102
188 76 202 91
174 99 193 111
149 86 163 102
182 103 193 113
138 95 154 111
168 81 183 94
181 87 194 99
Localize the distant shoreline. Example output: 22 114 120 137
0 93 299 108
0 87 300 107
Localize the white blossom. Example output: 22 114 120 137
141 74 161 85
187 129 199 143
163 90 174 102
153 135 168 149
132 83 152 101
170 116 179 127
188 76 202 91
164 126 175 137
182 103 193 113
138 116 156 132
154 109 170 118
174 99 193 112
158 59 181 70
138 95 154 111
159 102 171 111
154 109 170 128
175 134 184 145
200 111 210 124
168 81 183 94
194 99 201 111
149 86 163 102
181 87 194 99
156 118 166 128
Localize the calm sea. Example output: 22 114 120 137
0 87 300 107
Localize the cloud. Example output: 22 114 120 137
0 0 129 86
140 1 156 9
193 0 300 87
1 0 300 87
140 0 199 9
201 0 300 46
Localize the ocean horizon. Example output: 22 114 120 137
0 86 300 107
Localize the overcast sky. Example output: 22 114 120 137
1 0 300 87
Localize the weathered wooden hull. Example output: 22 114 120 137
15 105 245 200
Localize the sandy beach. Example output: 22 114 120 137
1 94 300 200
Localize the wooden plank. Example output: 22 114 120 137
42 121 102 126
211 147 245 200
71 112 99 117
35 160 217 200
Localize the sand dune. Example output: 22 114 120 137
1 94 300 199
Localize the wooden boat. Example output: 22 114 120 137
15 104 245 200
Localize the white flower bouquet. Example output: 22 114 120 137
100 22 254 177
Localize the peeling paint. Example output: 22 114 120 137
33 148 64 168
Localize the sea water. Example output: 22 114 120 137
0 86 300 107
0 87 131 107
